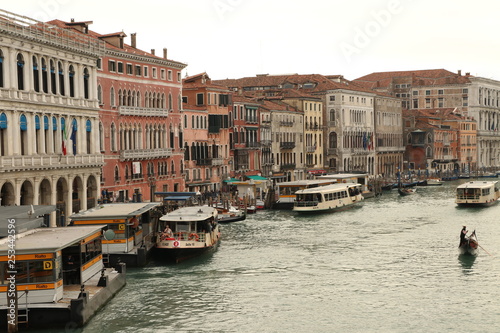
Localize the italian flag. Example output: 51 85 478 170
62 121 73 156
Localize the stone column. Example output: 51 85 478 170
81 173 87 211
66 174 73 218
50 175 57 227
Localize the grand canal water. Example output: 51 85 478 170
40 180 500 333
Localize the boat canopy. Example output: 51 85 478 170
155 192 198 201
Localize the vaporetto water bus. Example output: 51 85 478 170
455 181 500 207
273 179 336 209
293 183 364 213
155 206 221 263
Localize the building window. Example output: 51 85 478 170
117 62 123 73
126 64 133 75
425 90 430 95
108 60 116 72
83 67 90 99
177 72 181 82
97 85 103 105
413 91 418 95
463 97 468 106
57 61 64 95
196 93 204 105
438 89 443 95
168 70 172 81
152 67 157 78
143 66 148 77
463 88 468 94
110 87 115 106
69 65 75 97
135 65 141 76
425 98 431 108
161 69 166 80
438 98 443 108
413 99 418 108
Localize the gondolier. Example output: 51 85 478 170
459 226 467 247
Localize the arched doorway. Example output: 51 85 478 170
87 175 97 209
1 182 15 206
20 180 34 205
39 179 52 205
72 177 83 213
56 178 68 226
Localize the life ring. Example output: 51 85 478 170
173 240 180 247
189 233 199 241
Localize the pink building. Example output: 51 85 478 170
51 20 187 202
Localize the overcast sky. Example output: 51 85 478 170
4 0 500 81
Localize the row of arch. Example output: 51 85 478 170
0 49 94 100
0 112 96 157
100 87 182 110
99 122 183 152
0 174 99 225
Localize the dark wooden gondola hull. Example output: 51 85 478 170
459 239 479 255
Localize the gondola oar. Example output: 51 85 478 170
474 231 493 256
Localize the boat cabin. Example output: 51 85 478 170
0 225 104 305
69 202 162 266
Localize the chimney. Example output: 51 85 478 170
458 70 462 76
71 18 75 22
466 72 470 76
163 48 168 59
131 33 137 48
151 49 155 55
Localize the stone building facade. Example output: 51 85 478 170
0 11 104 225
50 20 188 203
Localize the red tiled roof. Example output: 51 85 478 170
214 73 373 94
47 19 185 65
354 69 472 89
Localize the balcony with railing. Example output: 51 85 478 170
0 9 105 56
279 121 294 127
261 140 272 147
306 145 316 153
327 120 339 127
195 158 212 166
281 163 296 170
245 142 260 149
0 154 104 171
280 142 296 149
119 106 169 117
327 148 338 155
120 148 173 160
212 158 224 166
261 120 272 128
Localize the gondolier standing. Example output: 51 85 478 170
459 226 467 247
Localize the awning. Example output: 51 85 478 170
308 169 327 175
163 196 193 201
247 175 268 180
224 178 240 182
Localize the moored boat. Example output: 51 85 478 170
426 178 443 186
398 187 416 196
455 181 500 206
293 183 364 213
214 204 246 223
155 206 221 263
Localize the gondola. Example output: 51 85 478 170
459 230 479 255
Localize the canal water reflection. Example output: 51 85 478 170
42 180 500 333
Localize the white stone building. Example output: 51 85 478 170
0 10 104 226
